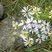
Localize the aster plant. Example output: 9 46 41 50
0 0 52 52
11 5 52 52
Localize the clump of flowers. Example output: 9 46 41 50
20 31 34 46
19 6 51 47
21 6 42 19
12 6 51 47
20 18 50 46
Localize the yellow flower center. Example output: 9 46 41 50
26 40 33 46
22 31 28 37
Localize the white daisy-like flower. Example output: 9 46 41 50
12 21 18 29
32 6 42 16
49 10 52 18
20 31 28 41
24 37 34 47
40 22 50 34
41 34 48 41
23 18 39 33
21 6 34 18
36 34 48 44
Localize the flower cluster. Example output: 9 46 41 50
11 6 51 47
21 6 42 19
23 18 50 34
20 18 50 45
19 6 51 47
20 31 34 47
